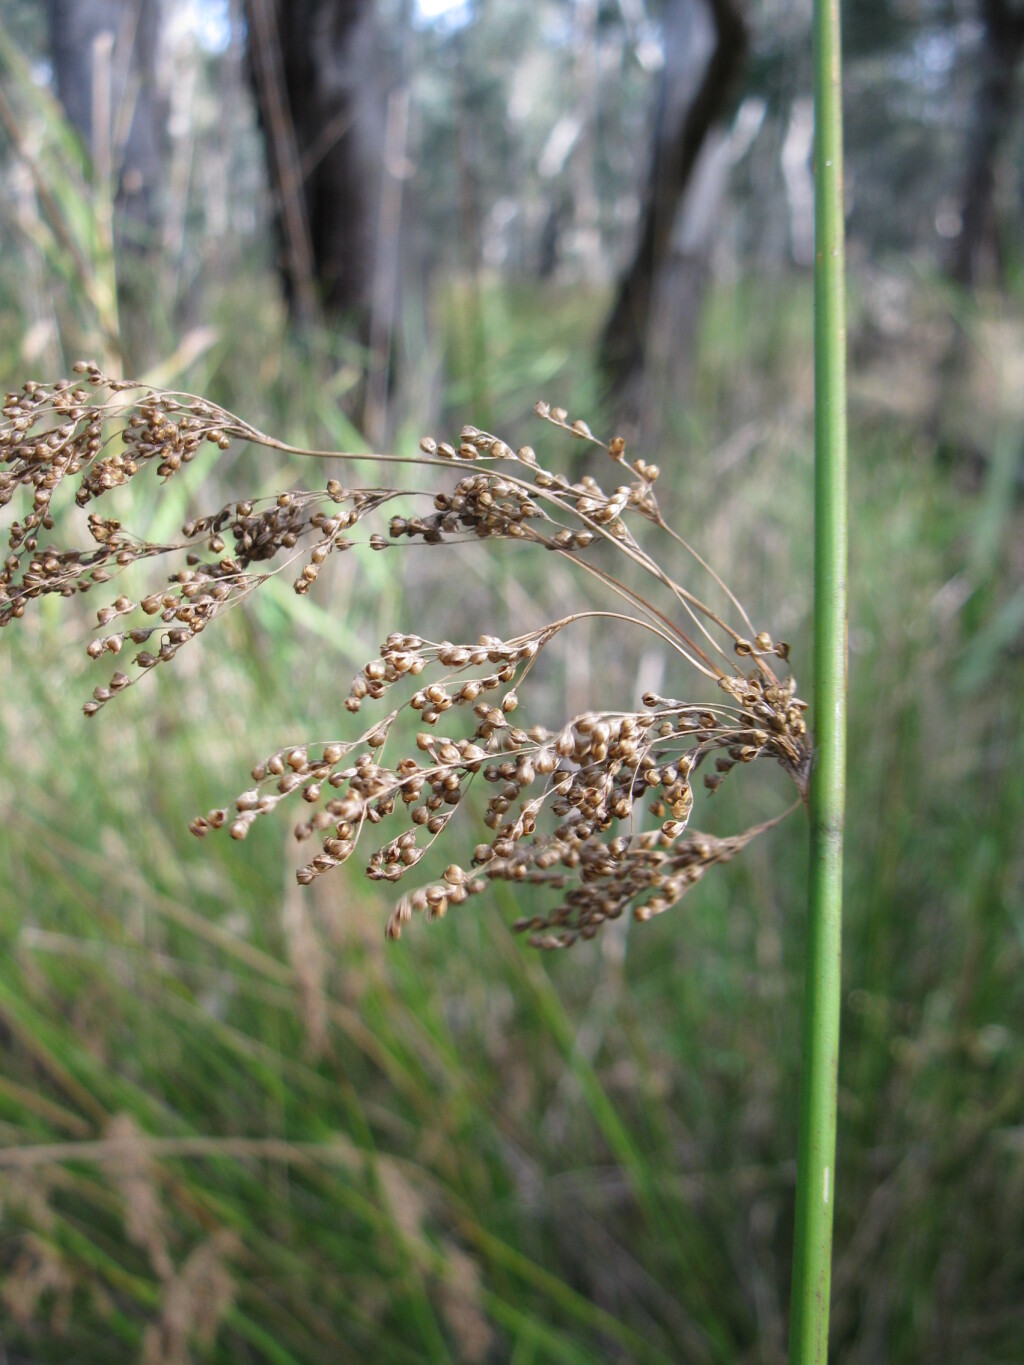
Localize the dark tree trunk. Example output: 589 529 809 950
599 0 746 390
49 0 165 234
245 0 390 332
949 0 1024 286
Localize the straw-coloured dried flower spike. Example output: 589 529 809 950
1 366 811 946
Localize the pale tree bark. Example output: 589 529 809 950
49 0 165 234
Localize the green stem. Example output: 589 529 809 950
789 0 848 1358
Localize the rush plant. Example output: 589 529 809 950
789 0 848 1357
0 0 846 1346
0 374 808 949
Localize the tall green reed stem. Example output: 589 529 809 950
789 0 848 1358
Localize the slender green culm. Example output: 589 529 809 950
788 0 848 1358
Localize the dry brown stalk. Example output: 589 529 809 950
140 1229 238 1365
1 365 810 946
105 1112 174 1283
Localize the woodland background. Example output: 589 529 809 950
1 1 1023 1361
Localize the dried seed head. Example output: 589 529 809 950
1 374 808 946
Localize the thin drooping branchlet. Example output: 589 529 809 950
1 365 810 946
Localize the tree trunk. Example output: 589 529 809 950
949 0 1024 286
245 0 390 332
599 0 747 391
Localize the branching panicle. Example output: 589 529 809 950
1 365 810 946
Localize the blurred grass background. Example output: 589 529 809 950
2 5 1024 1363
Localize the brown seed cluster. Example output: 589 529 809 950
396 414 663 555
390 470 544 544
0 368 410 705
512 823 780 947
1 366 250 630
1 369 812 947
192 619 807 947
77 486 398 716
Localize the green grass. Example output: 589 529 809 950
2 273 1023 1361
1 42 1023 1352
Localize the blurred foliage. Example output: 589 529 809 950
1 2 1023 1363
